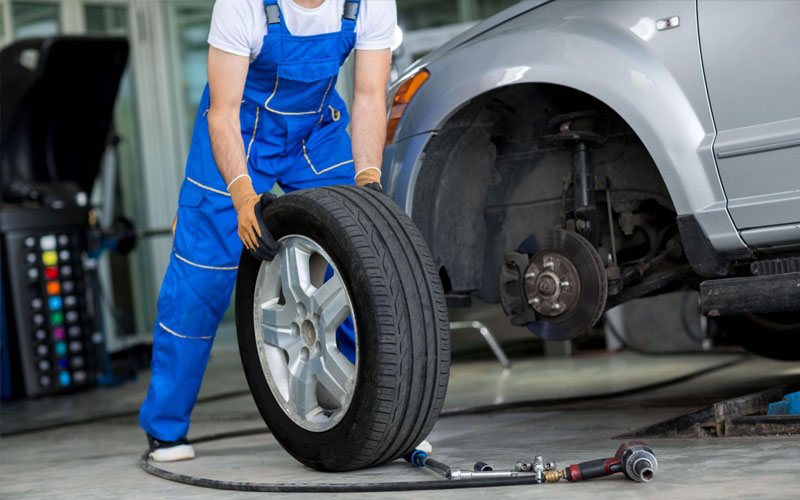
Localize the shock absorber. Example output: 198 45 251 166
543 111 607 247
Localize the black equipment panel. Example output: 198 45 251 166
1 209 103 398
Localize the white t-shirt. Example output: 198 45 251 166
208 0 397 62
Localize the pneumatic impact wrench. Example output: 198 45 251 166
553 441 658 483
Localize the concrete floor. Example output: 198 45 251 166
2 338 800 499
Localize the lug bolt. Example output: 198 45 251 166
525 272 537 279
544 261 555 270
560 281 570 288
530 297 541 305
551 303 562 312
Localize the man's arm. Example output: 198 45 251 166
351 48 392 188
207 46 250 186
206 46 270 254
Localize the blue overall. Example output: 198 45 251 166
140 0 361 441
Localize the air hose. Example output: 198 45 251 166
139 448 548 493
139 356 744 493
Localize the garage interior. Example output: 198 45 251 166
2 1 799 499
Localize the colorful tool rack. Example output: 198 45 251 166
1 208 102 399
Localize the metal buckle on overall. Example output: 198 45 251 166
343 1 358 21
265 4 281 24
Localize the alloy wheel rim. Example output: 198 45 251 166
253 235 358 432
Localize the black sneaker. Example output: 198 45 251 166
147 433 195 462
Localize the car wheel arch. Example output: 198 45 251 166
408 81 681 302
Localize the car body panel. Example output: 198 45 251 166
384 0 748 253
382 132 434 207
741 224 800 251
697 0 800 231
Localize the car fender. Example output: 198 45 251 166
392 0 746 253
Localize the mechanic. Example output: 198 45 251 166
139 0 396 462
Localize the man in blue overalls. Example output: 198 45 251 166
140 0 396 461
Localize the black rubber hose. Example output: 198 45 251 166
139 356 745 493
1 389 253 437
139 453 545 493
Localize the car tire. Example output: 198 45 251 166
235 186 450 472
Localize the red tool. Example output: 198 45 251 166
561 441 657 483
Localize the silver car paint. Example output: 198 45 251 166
385 0 796 253
698 1 800 235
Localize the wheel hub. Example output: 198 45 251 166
513 229 608 341
524 253 580 318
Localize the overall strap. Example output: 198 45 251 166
263 0 288 35
341 0 361 32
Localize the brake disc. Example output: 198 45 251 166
517 230 608 341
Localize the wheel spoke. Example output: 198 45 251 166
260 301 295 331
261 311 300 352
288 361 318 418
325 347 354 388
310 357 349 406
313 274 351 336
280 243 312 305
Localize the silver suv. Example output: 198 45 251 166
381 0 800 358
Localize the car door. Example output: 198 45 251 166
697 0 800 249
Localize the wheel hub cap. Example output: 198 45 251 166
301 320 317 347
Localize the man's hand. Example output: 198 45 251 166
362 182 382 193
229 176 277 260
355 167 382 190
249 194 278 260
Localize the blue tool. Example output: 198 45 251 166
767 391 800 415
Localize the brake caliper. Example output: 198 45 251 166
499 252 537 326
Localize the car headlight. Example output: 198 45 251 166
386 69 429 145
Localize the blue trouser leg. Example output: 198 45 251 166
139 180 242 441
138 258 237 440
